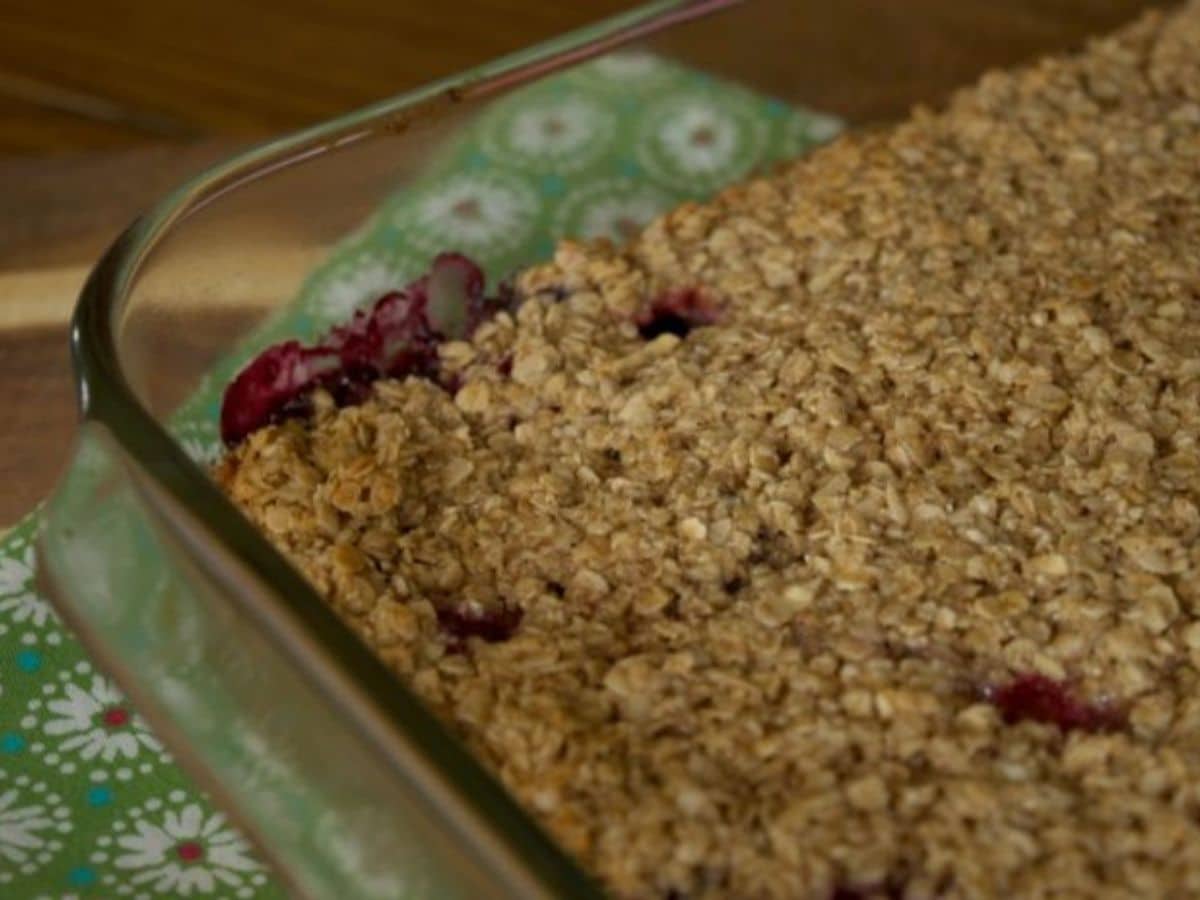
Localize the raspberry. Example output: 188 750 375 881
636 287 720 340
436 603 523 645
832 882 905 899
219 342 341 446
987 673 1124 732
220 253 516 445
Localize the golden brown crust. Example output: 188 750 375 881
219 4 1200 897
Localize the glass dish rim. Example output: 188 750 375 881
60 1 738 896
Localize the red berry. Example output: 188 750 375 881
635 287 720 340
436 603 523 645
832 882 905 899
988 673 1123 732
220 342 341 445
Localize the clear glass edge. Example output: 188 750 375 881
56 1 745 895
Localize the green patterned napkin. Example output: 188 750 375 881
0 52 839 898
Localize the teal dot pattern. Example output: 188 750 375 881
0 52 840 896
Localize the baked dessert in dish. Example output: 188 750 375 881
217 4 1200 897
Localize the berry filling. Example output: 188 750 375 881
832 885 905 900
222 264 720 444
436 603 524 645
220 253 517 445
987 673 1124 733
636 288 720 340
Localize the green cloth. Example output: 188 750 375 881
0 52 838 897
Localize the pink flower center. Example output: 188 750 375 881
101 707 130 728
176 841 204 863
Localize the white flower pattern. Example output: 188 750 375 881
43 676 160 763
803 111 842 142
482 94 616 171
780 109 844 156
180 438 221 468
307 257 412 323
572 51 677 92
396 171 539 259
553 178 672 243
637 92 767 192
94 793 266 898
660 103 738 174
22 663 167 779
0 771 71 884
0 546 57 630
0 791 53 868
173 418 221 467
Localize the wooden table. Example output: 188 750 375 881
0 0 1166 525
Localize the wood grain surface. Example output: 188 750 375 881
0 0 1170 525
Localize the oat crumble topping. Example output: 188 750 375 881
218 5 1200 897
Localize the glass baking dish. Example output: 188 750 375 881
37 1 1168 897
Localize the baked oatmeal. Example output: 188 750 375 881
217 4 1200 897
